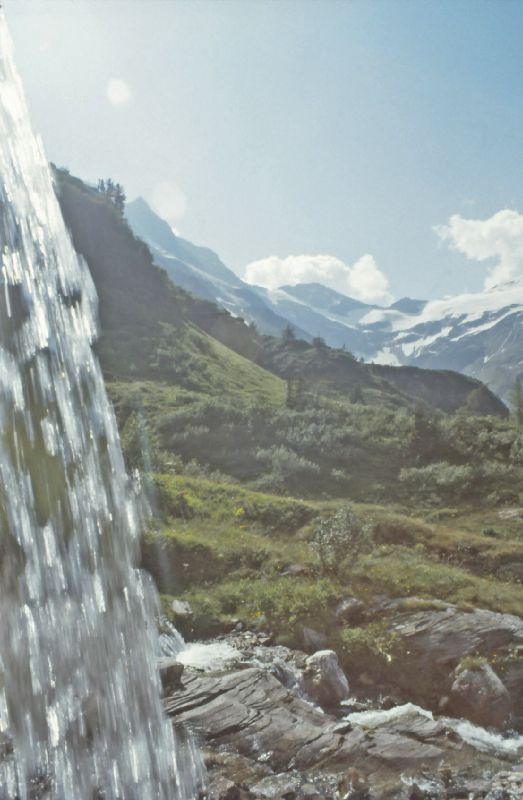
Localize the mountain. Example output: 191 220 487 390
55 172 284 401
280 282 374 321
363 282 523 402
125 197 305 339
125 196 523 403
55 170 506 416
125 198 381 349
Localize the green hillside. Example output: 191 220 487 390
55 168 506 416
54 168 519 504
54 167 523 694
55 169 284 403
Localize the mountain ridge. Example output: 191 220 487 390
126 197 523 402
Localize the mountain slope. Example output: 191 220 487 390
259 338 506 416
125 197 304 339
55 170 285 403
125 198 386 349
55 169 507 419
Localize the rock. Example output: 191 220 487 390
251 773 301 799
163 629 523 798
158 657 184 691
280 564 307 577
208 776 241 800
333 598 365 626
171 599 193 619
302 627 328 653
381 695 400 710
387 604 523 718
498 508 523 521
332 721 353 735
449 662 512 727
297 784 323 799
337 768 370 800
303 650 350 707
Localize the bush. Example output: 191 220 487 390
310 504 373 574
399 461 475 503
339 623 404 679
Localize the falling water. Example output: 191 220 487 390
0 14 203 799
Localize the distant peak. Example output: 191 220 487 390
127 195 151 210
389 297 427 314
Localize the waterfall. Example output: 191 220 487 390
0 13 203 799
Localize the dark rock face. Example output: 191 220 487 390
449 663 512 728
333 598 365 626
158 657 184 692
392 606 523 666
302 628 328 653
377 604 523 721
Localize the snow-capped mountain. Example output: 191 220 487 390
126 198 522 401
365 282 523 401
125 198 390 350
126 197 307 338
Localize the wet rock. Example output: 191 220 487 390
251 773 301 799
302 627 328 653
449 663 512 728
303 650 349 707
297 783 324 799
485 771 523 800
333 598 365 626
164 636 523 798
158 657 184 691
208 777 241 800
337 768 370 800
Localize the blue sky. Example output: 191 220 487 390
6 0 523 302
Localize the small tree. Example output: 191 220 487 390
286 375 305 409
97 177 126 215
282 323 296 343
310 504 372 575
510 379 523 428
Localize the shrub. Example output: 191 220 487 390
310 504 373 574
399 462 475 503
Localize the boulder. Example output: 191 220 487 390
280 564 308 577
333 598 365 626
449 662 512 728
208 776 241 800
158 657 184 691
384 603 523 719
303 650 349 707
302 627 327 653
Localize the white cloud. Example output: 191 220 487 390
150 181 187 223
106 78 133 108
243 253 393 305
434 209 523 289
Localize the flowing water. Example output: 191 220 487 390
0 13 203 799
347 703 523 759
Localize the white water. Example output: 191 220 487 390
159 621 241 672
348 703 523 759
0 14 203 799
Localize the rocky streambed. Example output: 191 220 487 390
160 602 523 800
